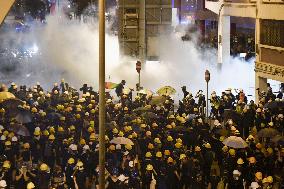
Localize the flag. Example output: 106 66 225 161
105 82 119 89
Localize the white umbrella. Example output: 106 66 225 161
223 136 248 149
110 137 134 145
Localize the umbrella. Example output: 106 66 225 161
110 137 134 145
1 98 24 110
223 136 248 149
141 112 159 120
272 135 284 145
264 101 284 110
149 96 167 105
47 112 62 121
257 128 280 138
157 86 176 96
15 109 33 124
223 109 240 121
133 106 152 113
8 123 30 136
215 128 229 136
105 82 119 89
0 92 15 102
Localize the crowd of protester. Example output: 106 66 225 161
0 79 283 189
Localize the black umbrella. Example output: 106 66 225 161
223 109 240 121
257 128 280 138
1 98 24 111
264 101 284 110
47 112 62 121
272 135 284 145
8 123 30 137
15 109 33 124
141 112 159 120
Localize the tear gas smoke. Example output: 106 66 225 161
0 6 257 99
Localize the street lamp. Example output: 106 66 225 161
205 70 210 119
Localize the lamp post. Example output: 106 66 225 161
99 0 106 188
205 70 210 120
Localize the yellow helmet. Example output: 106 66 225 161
148 143 154 149
34 130 40 136
222 146 228 152
49 127 55 133
76 114 81 119
255 172 263 180
112 128 118 134
267 176 273 183
237 158 244 165
60 116 65 121
27 182 35 189
164 150 170 156
167 136 173 142
118 131 124 137
125 144 132 150
176 138 182 144
140 124 146 128
40 163 48 171
204 143 211 149
43 130 49 136
229 149 236 156
146 164 153 171
3 160 11 169
132 132 138 138
58 126 64 132
5 141 11 146
80 139 86 145
145 152 152 158
167 157 174 163
175 142 182 149
90 133 96 141
3 131 9 137
68 158 75 164
88 127 94 133
146 131 151 136
69 125 75 131
195 146 201 152
90 121 95 127
154 138 161 144
109 145 115 151
249 157 256 164
23 143 30 149
166 125 172 129
267 148 273 154
156 151 162 158
31 107 37 113
179 154 186 160
48 134 55 140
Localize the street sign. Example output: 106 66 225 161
136 61 141 73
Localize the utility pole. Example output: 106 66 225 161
98 0 106 188
139 0 146 64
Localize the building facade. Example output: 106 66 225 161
205 0 284 100
117 0 172 61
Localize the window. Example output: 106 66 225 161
260 19 284 48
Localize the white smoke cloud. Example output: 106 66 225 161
0 6 257 99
